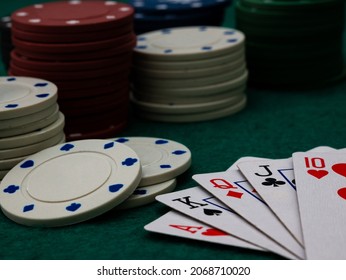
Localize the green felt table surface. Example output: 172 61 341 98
0 0 345 260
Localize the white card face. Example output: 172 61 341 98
293 152 346 259
156 186 298 259
192 170 305 259
238 158 304 246
236 146 336 247
144 210 263 251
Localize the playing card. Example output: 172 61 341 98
144 210 264 251
192 170 305 259
237 158 303 245
227 157 268 171
237 146 336 246
293 151 346 259
156 186 299 259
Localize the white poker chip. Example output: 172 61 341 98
110 137 191 186
0 169 9 181
133 65 246 88
133 57 245 79
0 105 59 138
133 48 245 71
0 139 142 227
0 132 65 160
133 85 246 105
131 94 244 114
0 76 58 120
0 104 58 130
0 112 65 149
132 70 248 97
0 135 66 172
134 26 245 61
136 95 247 122
117 178 177 209
0 155 27 170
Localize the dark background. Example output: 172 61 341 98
0 1 345 260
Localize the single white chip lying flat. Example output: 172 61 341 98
0 139 142 227
134 26 245 61
0 76 58 119
118 178 177 209
111 137 191 186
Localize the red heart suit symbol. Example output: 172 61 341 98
337 188 346 200
202 228 228 236
332 163 346 178
307 169 328 179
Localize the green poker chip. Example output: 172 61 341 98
240 0 344 10
235 0 345 88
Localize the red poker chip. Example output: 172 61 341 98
59 93 129 117
57 81 130 99
65 121 127 141
65 106 129 131
58 85 129 106
11 1 134 33
9 66 131 90
10 60 132 80
11 23 133 43
11 50 133 72
12 32 136 53
14 38 136 61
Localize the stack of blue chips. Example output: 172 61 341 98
129 0 233 34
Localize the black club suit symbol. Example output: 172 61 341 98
262 178 285 187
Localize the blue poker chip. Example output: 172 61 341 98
134 6 225 22
129 0 232 14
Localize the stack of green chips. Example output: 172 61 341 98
235 0 345 88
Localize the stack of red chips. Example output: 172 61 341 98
9 0 136 140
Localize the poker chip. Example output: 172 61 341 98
11 23 134 44
0 132 65 160
134 26 245 61
0 105 60 138
112 137 192 186
117 179 177 209
134 48 245 71
133 71 248 97
11 1 134 33
0 139 142 227
135 95 247 123
133 57 245 79
10 1 136 140
133 86 245 105
235 0 345 88
131 94 244 114
0 112 65 149
0 170 10 181
132 26 248 122
0 103 57 130
129 0 232 34
0 76 57 119
0 76 66 178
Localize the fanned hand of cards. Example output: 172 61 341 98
145 146 346 260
